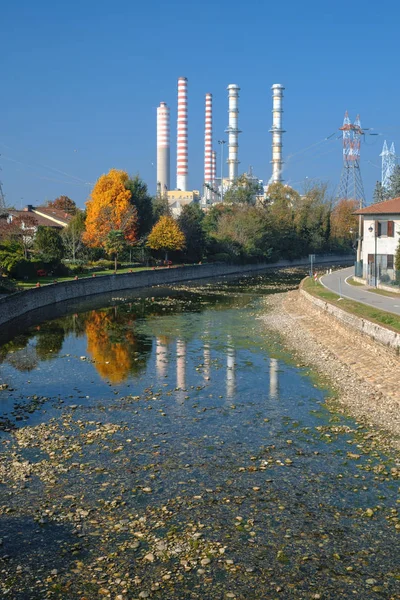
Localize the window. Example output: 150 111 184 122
378 221 387 236
387 255 394 269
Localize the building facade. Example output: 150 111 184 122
355 197 400 284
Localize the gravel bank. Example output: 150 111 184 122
263 290 400 450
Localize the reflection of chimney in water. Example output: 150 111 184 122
270 358 279 399
203 330 211 381
176 339 187 390
226 334 236 399
156 337 168 378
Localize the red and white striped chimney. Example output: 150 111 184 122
157 102 170 193
204 93 213 192
212 150 217 187
177 77 188 191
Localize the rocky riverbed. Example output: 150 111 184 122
263 290 400 450
0 273 399 599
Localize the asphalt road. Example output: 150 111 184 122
320 266 400 316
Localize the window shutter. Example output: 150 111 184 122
377 221 381 237
388 220 394 237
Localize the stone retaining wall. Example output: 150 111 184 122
0 255 353 328
300 285 400 354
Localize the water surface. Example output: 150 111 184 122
0 272 399 599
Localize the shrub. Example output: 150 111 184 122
68 263 87 275
91 259 118 270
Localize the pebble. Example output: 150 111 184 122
144 553 155 562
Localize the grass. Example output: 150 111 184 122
15 265 156 290
345 277 400 298
302 276 400 334
367 287 400 298
346 277 365 287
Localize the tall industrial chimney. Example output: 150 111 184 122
226 84 241 184
204 93 213 197
270 84 285 183
177 77 188 191
156 102 170 193
211 150 216 188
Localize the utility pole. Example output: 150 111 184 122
0 166 7 216
218 140 226 202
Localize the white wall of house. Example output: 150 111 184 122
362 215 400 280
362 216 399 257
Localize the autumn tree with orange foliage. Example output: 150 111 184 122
147 215 185 262
83 169 138 264
330 199 359 246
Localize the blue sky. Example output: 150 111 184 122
1 0 399 208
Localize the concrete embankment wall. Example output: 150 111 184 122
0 255 353 328
300 285 400 354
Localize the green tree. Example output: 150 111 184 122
152 193 170 222
33 226 64 263
177 204 205 262
264 182 300 207
373 181 388 203
395 239 400 272
125 175 154 238
388 165 400 199
223 174 260 205
212 206 270 261
147 215 185 262
61 211 86 262
104 230 126 272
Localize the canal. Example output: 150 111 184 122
0 271 399 599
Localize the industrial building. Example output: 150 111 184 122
156 77 286 209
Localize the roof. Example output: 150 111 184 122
355 197 400 215
8 208 70 229
32 206 73 225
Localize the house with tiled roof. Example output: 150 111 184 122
7 205 73 229
355 197 400 284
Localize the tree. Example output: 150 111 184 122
212 206 269 261
47 196 77 215
330 199 358 245
34 226 64 263
152 193 170 222
264 182 300 207
373 181 388 203
83 169 138 254
104 230 126 272
61 211 86 262
125 175 154 238
223 174 261 205
147 215 185 261
177 204 205 262
0 213 37 258
395 239 400 272
388 165 400 199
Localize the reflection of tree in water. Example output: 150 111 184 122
5 345 38 372
0 315 87 371
85 308 152 383
35 325 65 359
